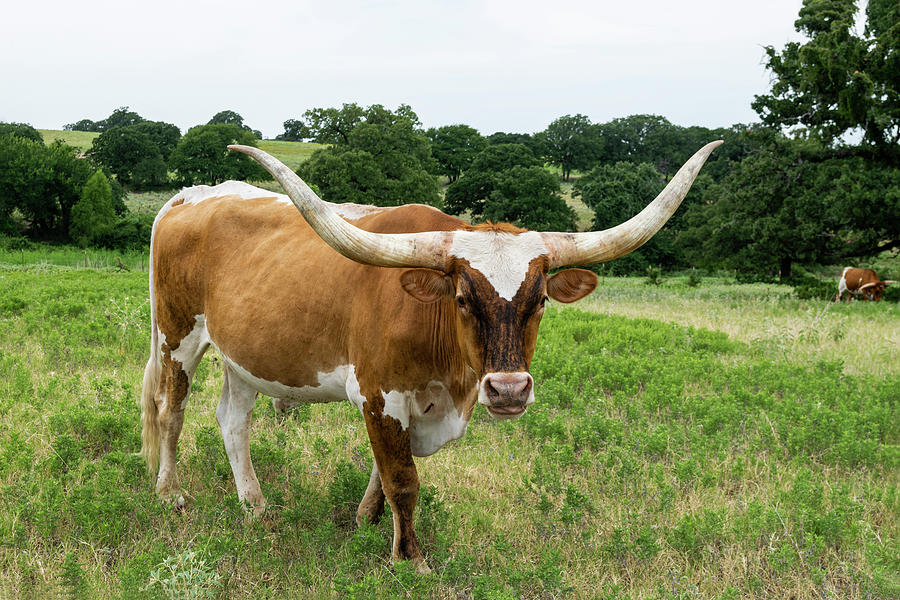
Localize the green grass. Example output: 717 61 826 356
255 140 325 171
0 258 897 599
39 129 98 151
36 130 323 171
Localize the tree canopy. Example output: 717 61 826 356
89 126 167 188
445 144 575 231
0 122 43 143
297 104 440 207
208 110 262 138
752 0 900 158
169 124 268 186
0 135 97 239
576 161 686 273
427 124 486 183
537 114 596 181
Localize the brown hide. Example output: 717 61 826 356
839 267 887 301
152 194 478 407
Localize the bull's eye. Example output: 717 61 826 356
456 296 467 310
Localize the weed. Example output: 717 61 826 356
142 550 221 600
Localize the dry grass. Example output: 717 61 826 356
582 277 900 377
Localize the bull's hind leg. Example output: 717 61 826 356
155 331 209 506
217 365 265 514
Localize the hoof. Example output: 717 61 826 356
355 507 384 527
159 492 186 511
414 560 432 576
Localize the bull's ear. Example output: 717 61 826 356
400 269 454 303
547 268 598 303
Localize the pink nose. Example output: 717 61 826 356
482 372 533 406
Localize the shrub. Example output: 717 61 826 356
70 171 116 247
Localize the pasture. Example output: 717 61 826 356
0 261 896 599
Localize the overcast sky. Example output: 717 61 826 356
1 0 862 138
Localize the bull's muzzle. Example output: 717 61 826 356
479 372 534 419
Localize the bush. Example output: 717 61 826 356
94 213 154 251
70 171 116 247
789 272 834 300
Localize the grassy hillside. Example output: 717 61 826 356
0 260 896 599
39 129 98 151
257 139 325 171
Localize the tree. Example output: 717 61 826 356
286 103 366 144
89 127 165 188
297 105 440 207
444 144 575 231
0 122 43 143
208 110 261 138
277 118 307 141
537 114 598 181
100 106 144 131
483 167 575 231
678 133 836 280
487 131 545 157
576 161 687 273
0 135 95 239
169 124 269 185
470 143 540 172
752 0 900 158
64 119 100 132
130 121 181 160
70 170 116 246
444 144 540 216
427 124 486 183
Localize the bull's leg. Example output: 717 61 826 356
155 342 206 506
217 365 265 515
361 396 430 574
356 462 386 526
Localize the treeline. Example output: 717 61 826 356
1 0 896 279
0 109 270 250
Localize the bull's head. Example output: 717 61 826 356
859 279 896 301
230 141 721 418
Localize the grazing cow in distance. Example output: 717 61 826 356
836 267 896 302
140 141 721 573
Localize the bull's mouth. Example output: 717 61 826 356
486 404 527 419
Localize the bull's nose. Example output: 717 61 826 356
481 372 534 408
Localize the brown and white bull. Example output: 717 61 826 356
836 267 896 302
140 141 721 572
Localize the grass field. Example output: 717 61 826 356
0 255 896 599
39 129 99 151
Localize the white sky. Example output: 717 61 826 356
0 0 863 138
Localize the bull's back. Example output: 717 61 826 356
151 185 466 389
842 267 877 290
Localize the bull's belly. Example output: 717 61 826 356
221 352 470 457
222 353 352 404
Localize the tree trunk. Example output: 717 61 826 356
779 257 792 281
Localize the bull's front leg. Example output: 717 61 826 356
360 390 430 574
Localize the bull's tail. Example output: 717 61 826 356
140 350 161 474
139 204 165 475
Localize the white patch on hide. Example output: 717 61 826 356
218 353 356 405
378 382 470 456
449 231 548 301
381 390 410 429
170 314 209 366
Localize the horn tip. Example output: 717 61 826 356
227 144 253 154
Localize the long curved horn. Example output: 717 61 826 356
228 145 450 269
542 141 723 268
